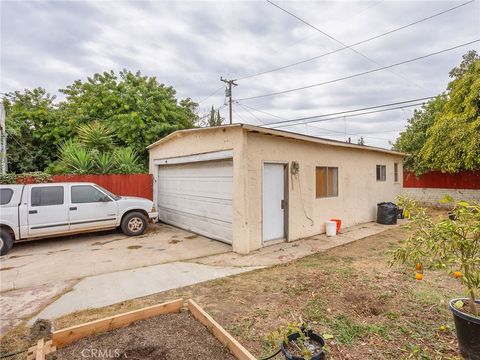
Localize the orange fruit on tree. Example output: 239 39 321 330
454 271 462 278
415 273 423 281
415 263 422 271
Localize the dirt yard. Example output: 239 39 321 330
1 223 465 359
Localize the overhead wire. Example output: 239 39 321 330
235 0 474 81
260 96 435 127
264 0 422 87
237 40 479 101
271 102 427 129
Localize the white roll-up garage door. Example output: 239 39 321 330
157 159 233 244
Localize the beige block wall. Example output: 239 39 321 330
402 188 480 206
245 132 404 251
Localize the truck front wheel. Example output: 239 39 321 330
0 230 14 256
121 212 148 236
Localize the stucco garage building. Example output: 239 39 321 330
148 124 404 254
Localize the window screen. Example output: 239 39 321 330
31 186 64 206
0 189 13 205
71 185 109 203
376 165 386 181
316 167 338 198
394 163 399 182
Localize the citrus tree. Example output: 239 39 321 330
391 196 480 316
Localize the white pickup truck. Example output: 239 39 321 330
0 182 158 255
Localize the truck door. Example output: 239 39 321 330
27 184 70 237
68 184 118 232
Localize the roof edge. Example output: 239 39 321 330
147 123 406 157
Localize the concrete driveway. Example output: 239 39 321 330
0 223 231 292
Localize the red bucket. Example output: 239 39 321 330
329 219 342 234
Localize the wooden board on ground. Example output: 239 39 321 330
52 298 183 348
188 299 257 360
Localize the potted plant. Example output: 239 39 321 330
266 322 325 360
391 196 479 359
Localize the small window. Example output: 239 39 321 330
71 185 110 203
394 163 399 182
31 186 64 206
0 189 13 205
316 167 338 198
376 165 386 182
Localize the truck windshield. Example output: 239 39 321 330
95 185 121 200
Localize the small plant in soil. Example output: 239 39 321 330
267 321 323 360
390 196 479 316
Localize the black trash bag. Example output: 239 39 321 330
377 202 398 225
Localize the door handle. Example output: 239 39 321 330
29 210 37 214
281 200 285 209
70 207 77 211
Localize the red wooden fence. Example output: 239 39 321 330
403 171 480 189
51 174 153 199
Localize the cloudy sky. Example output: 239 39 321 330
1 0 479 148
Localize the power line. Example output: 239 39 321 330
235 0 474 81
237 40 479 101
235 102 287 121
271 102 427 129
235 102 267 124
197 86 225 104
261 96 435 127
264 0 419 87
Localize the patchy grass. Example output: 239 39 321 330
0 223 466 359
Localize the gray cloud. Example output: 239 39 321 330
1 0 479 148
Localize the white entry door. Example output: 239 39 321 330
157 159 233 244
263 163 286 242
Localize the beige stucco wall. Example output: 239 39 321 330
148 126 251 254
149 127 404 254
244 132 404 251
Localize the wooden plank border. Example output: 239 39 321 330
188 299 257 360
51 298 183 348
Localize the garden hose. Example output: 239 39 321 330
0 348 28 359
258 347 282 360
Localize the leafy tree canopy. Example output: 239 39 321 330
393 51 480 174
3 70 198 173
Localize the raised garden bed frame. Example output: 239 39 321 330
26 299 256 360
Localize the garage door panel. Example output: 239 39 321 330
158 194 232 223
160 207 232 243
159 178 232 200
157 159 233 244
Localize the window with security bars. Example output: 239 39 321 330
316 167 338 198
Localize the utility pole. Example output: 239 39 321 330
220 77 238 124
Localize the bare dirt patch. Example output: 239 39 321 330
51 312 235 360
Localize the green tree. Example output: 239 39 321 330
58 70 198 164
393 50 480 174
419 51 480 173
208 106 223 126
393 95 447 173
2 88 60 173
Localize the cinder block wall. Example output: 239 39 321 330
402 188 480 206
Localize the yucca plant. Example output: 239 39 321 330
94 151 115 174
58 139 95 174
77 121 115 153
114 147 143 174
